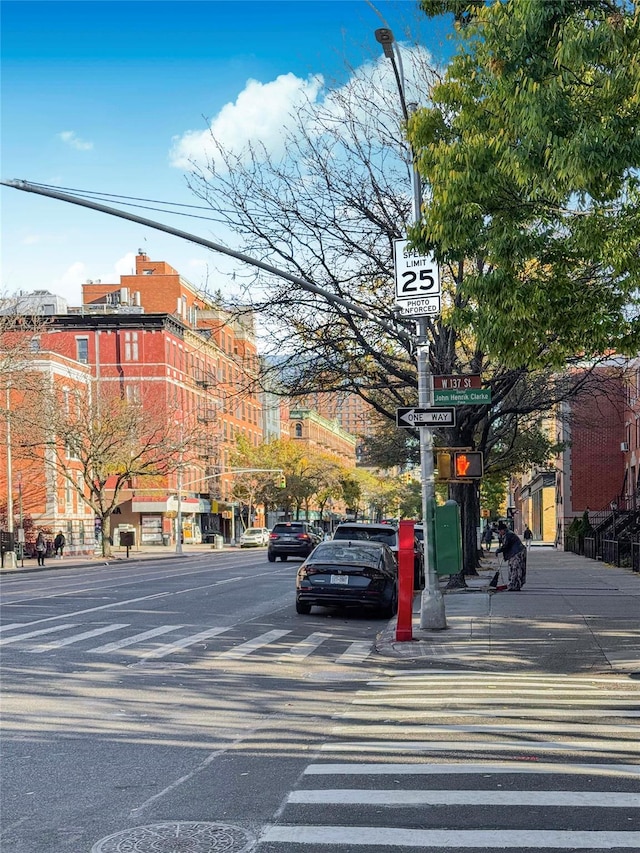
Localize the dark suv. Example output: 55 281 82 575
267 522 318 562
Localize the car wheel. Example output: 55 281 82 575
267 552 276 563
296 600 312 615
280 555 288 561
379 586 398 619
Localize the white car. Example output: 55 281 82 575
239 527 271 548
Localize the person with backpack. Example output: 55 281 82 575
54 531 66 558
495 521 526 591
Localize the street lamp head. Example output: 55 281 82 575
374 27 395 59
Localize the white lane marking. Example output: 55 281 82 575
352 696 640 707
372 672 638 684
280 632 332 660
330 722 640 737
320 739 640 754
0 623 79 645
336 708 640 720
1 575 247 628
260 826 640 848
303 761 640 777
288 789 640 807
335 640 371 665
217 629 291 660
355 687 640 697
30 623 129 653
139 627 231 660
88 624 183 653
0 623 26 632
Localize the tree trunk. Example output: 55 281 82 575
101 513 112 558
449 481 480 576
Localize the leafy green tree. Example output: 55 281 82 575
411 0 640 366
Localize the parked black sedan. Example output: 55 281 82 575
295 540 398 617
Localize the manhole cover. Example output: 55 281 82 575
92 821 254 853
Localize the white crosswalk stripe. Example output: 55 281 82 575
88 624 184 653
139 627 231 660
30 623 129 653
0 623 79 645
279 631 332 661
256 670 640 851
217 629 291 659
335 639 372 665
0 623 376 664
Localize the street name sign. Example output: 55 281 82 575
396 407 456 427
434 388 492 405
393 239 441 317
433 374 481 390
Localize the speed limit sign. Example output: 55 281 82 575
393 239 441 317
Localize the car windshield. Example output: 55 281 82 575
334 527 397 546
245 529 261 535
307 543 382 567
273 524 304 533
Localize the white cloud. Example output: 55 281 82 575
21 234 41 245
58 130 94 151
114 252 137 278
170 72 324 171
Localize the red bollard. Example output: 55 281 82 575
395 519 415 641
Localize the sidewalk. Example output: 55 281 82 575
376 547 640 675
0 541 235 574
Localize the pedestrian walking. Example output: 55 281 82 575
482 525 493 552
54 531 66 558
495 521 526 591
523 526 533 550
35 531 47 566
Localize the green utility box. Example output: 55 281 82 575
433 500 463 576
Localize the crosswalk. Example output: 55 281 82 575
0 621 374 665
257 670 640 851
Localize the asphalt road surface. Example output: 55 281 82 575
1 550 639 853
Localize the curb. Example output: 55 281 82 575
0 548 234 576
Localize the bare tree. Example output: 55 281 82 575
181 49 623 571
15 381 205 557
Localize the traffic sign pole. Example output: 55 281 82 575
417 317 447 631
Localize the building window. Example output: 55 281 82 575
295 423 303 438
124 332 139 361
30 337 40 353
76 337 89 363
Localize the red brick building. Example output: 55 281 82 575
2 252 264 549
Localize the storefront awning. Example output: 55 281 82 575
132 496 203 513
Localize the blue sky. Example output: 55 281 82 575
2 1 454 304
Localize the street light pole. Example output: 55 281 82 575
4 384 17 569
375 27 446 630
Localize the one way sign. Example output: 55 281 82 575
396 407 456 427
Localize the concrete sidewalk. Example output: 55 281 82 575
0 541 237 574
376 547 640 675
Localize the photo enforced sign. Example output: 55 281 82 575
394 239 441 317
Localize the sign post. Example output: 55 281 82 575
396 520 415 641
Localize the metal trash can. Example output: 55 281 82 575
214 535 224 550
162 534 170 546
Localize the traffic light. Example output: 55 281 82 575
278 475 287 489
436 451 452 481
453 451 483 479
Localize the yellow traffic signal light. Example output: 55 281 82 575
436 451 452 481
453 451 483 479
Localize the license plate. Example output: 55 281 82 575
330 575 349 585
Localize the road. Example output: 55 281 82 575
1 549 639 853
0 549 390 853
